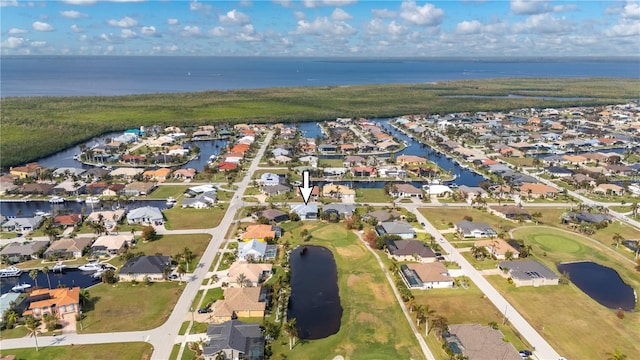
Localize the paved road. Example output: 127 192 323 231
0 132 274 359
410 208 563 360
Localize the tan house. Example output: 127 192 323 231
474 239 519 260
23 287 80 320
210 287 266 323
142 168 172 182
44 237 92 259
519 183 558 198
85 209 126 229
397 155 427 165
322 184 356 201
91 234 133 256
594 183 625 196
123 181 157 196
241 225 277 242
227 263 273 287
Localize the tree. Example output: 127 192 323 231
284 318 298 350
363 229 377 248
24 315 41 351
182 247 193 272
176 263 186 285
141 226 157 242
42 266 52 289
4 309 19 329
504 251 514 261
237 273 248 288
612 233 624 249
79 288 91 306
631 202 638 217
43 313 58 331
431 315 449 338
531 211 542 225
29 269 39 289
606 349 627 360
422 304 436 335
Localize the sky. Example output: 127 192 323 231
1 0 639 57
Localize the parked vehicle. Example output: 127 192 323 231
197 307 212 314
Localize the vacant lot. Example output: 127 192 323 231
271 223 423 359
0 343 153 360
163 205 227 230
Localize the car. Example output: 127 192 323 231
519 350 532 359
435 252 442 257
420 222 425 226
197 307 212 314
169 274 178 280
439 238 445 243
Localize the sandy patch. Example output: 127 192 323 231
336 245 364 258
368 281 393 303
347 274 359 287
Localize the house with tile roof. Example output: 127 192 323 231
227 263 273 287
241 225 280 242
210 287 267 322
23 287 80 320
519 183 558 198
400 262 454 289
44 237 92 259
474 239 520 260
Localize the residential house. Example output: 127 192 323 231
0 241 48 263
85 209 126 229
570 173 597 188
126 206 163 225
82 167 110 181
217 161 238 171
498 260 559 287
594 183 625 196
260 183 291 197
397 154 427 165
85 182 108 195
173 168 197 180
118 255 171 282
23 287 80 321
10 162 44 179
109 167 143 180
202 320 265 360
52 180 86 196
123 181 157 196
423 184 453 197
519 183 558 198
257 209 289 223
238 240 277 262
351 166 376 177
385 239 436 262
91 234 133 256
102 183 125 197
362 210 398 223
474 239 520 260
322 184 355 201
20 183 54 195
210 287 267 322
322 204 356 218
271 148 290 157
44 237 92 259
241 224 281 242
53 214 82 229
544 166 574 178
458 186 488 200
490 205 531 221
1 216 44 233
290 204 318 220
259 173 283 186
0 175 18 194
227 263 273 287
444 324 522 360
375 221 416 239
390 183 423 199
400 263 454 289
455 220 497 238
562 211 613 224
182 191 217 209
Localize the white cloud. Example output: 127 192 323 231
273 0 292 7
182 25 202 37
331 8 352 21
167 18 179 25
30 40 46 47
100 33 112 42
510 0 549 15
606 20 640 37
219 9 250 25
141 26 156 35
108 16 137 28
208 26 226 37
61 0 97 4
167 44 178 52
455 20 482 34
400 1 444 27
388 21 406 36
622 1 640 19
372 8 397 19
70 24 84 33
2 36 25 48
513 14 574 34
8 27 27 34
552 4 578 13
296 16 357 36
120 29 137 38
294 11 305 20
32 21 54 32
189 0 212 12
235 24 263 42
60 10 88 19
0 0 19 6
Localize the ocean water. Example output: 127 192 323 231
1 56 638 97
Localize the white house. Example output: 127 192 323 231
400 263 454 289
238 240 267 261
126 206 163 225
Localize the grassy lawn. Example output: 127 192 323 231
79 282 184 333
270 222 423 360
178 321 209 335
461 252 501 270
499 156 535 167
163 205 227 230
501 227 640 359
419 207 517 234
0 325 30 339
128 234 211 272
0 343 153 360
191 287 224 310
147 185 191 200
355 188 391 203
411 284 529 359
318 159 344 167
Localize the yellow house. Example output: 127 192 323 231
210 287 266 323
10 162 44 178
142 168 172 182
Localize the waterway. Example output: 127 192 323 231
287 245 342 340
0 268 101 295
0 199 169 218
556 261 636 311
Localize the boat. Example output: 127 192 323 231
300 246 308 256
11 283 32 292
85 196 101 204
75 197 84 203
166 197 177 206
0 266 22 278
78 260 104 272
34 210 51 217
92 268 106 279
448 183 459 189
49 196 66 204
52 262 67 272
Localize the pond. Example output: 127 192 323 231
557 261 636 311
288 245 342 340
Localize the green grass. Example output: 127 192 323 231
78 282 184 333
0 343 153 360
4 78 636 167
163 205 227 230
271 222 423 359
502 227 640 359
0 326 30 339
128 233 210 272
318 159 345 167
178 321 209 335
355 188 391 203
146 185 191 199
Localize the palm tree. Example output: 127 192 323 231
422 304 436 336
430 315 449 338
183 247 193 272
42 266 52 289
5 309 19 329
612 233 624 249
284 318 298 350
176 263 186 285
606 349 627 360
29 269 39 289
24 315 41 351
630 202 638 217
414 304 424 326
236 273 247 288
79 288 91 306
531 211 542 225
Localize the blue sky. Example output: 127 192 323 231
1 0 639 56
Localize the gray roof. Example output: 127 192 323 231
126 206 163 222
120 255 171 275
290 203 318 215
377 221 416 235
1 216 43 230
446 324 522 360
203 320 265 359
260 184 291 196
258 209 289 222
363 210 394 222
386 240 435 258
458 186 487 194
455 220 497 236
322 203 356 215
0 241 48 257
53 167 86 177
498 260 559 281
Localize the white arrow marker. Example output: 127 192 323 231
299 170 314 205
